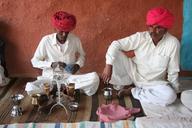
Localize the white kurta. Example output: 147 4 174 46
106 31 180 105
26 33 99 96
31 32 85 78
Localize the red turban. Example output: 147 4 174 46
51 11 76 32
146 7 174 29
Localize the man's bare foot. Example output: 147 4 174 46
117 86 134 98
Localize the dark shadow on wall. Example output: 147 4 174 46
0 21 9 76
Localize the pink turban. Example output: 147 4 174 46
146 7 174 29
51 11 76 32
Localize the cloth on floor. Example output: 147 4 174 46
140 98 192 117
135 116 192 128
181 90 192 111
96 102 140 122
135 78 192 128
140 78 192 117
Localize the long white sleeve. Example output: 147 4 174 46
75 38 85 67
167 38 180 92
31 37 52 69
106 32 141 65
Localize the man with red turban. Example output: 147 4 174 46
102 7 180 106
26 11 99 96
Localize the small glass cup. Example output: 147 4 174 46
66 83 75 97
43 83 50 96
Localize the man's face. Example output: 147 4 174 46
148 25 167 44
56 30 69 44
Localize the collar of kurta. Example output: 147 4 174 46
147 31 168 46
52 33 69 46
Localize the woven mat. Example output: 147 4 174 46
0 78 144 125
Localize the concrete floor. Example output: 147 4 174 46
179 77 192 91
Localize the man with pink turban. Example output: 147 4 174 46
25 11 99 96
102 7 180 106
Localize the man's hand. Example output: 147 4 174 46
58 62 66 70
102 64 113 83
51 62 58 69
123 50 135 58
71 64 80 74
51 62 66 70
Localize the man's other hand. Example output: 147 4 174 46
102 64 112 84
58 62 66 70
71 64 80 74
123 50 135 58
51 62 66 70
51 62 58 69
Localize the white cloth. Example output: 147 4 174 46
106 31 180 91
137 98 192 128
181 90 192 111
0 65 10 86
31 32 85 78
25 72 99 96
135 80 192 128
135 116 192 128
141 98 192 117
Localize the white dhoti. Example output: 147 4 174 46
181 90 192 111
25 72 99 96
109 51 176 106
132 84 177 106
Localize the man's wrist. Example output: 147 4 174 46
105 64 112 69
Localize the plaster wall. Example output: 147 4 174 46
0 0 184 77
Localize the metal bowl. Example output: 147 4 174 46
68 102 79 112
11 94 24 105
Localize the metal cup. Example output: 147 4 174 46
31 94 39 105
103 87 113 100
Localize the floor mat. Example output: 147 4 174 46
0 78 144 124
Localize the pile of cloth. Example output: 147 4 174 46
96 102 140 122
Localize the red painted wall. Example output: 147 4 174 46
0 0 184 77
